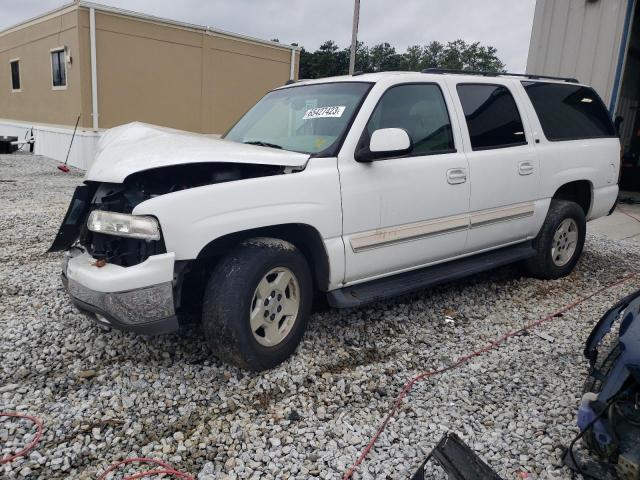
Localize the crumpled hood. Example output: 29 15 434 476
85 122 310 183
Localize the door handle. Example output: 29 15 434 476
446 168 467 185
518 161 534 175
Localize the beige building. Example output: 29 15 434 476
0 1 299 168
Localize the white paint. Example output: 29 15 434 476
78 71 619 292
89 7 99 131
86 122 309 183
133 158 345 288
369 127 411 153
337 74 470 282
66 251 174 292
0 118 101 170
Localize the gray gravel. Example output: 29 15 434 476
1 153 640 479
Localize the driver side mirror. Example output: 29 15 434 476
356 128 412 162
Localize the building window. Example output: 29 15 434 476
10 59 20 91
51 49 67 88
521 82 615 141
456 84 527 150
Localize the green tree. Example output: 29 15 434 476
297 38 505 79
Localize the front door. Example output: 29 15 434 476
450 80 540 252
339 81 470 284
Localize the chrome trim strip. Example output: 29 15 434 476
349 202 536 253
350 214 469 253
470 202 535 228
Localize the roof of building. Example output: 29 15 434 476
0 0 299 51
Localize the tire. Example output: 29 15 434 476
521 199 586 279
201 237 312 371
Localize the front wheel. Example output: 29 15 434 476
201 238 312 371
521 200 586 279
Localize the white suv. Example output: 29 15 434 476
51 70 620 370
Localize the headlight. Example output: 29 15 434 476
87 211 161 240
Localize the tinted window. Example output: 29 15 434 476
51 50 66 87
457 84 526 150
365 84 454 156
10 60 20 90
522 82 615 140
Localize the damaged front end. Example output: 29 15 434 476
50 161 287 334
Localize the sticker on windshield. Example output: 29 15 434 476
303 106 346 120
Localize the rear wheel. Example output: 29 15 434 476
201 238 312 371
522 200 586 279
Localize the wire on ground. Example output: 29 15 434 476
97 457 194 479
342 272 638 479
0 412 44 465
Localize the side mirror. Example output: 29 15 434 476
356 128 412 162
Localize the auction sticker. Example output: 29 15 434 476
303 106 346 120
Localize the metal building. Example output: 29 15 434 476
527 0 639 189
0 1 299 169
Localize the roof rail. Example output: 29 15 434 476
421 68 579 84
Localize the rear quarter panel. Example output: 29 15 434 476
516 82 620 221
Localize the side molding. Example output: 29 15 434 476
349 202 535 253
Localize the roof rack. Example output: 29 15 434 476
421 68 579 84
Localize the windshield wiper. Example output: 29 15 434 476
244 140 283 149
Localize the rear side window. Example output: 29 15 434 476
522 82 615 141
456 84 526 150
365 83 455 156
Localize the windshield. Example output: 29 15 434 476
224 82 372 155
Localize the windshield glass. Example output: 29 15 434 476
224 82 372 154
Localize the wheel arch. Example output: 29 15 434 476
196 223 331 292
551 179 593 217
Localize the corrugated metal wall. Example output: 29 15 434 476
526 0 631 106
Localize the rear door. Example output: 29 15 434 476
449 80 540 252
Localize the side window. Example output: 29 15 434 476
51 49 67 88
10 60 20 91
365 83 455 156
457 84 526 150
521 82 615 140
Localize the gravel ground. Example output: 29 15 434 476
1 153 640 480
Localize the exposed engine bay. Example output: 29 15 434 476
49 162 287 267
564 289 640 480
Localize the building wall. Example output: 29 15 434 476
527 0 631 107
79 9 296 134
0 7 83 127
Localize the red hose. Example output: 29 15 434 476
97 457 194 479
342 273 638 479
0 412 44 465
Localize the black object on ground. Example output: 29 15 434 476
411 432 503 480
0 136 18 154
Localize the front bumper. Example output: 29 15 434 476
62 250 179 335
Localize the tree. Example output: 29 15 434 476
296 38 505 79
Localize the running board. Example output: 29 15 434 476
327 243 536 308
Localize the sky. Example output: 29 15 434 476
0 0 537 72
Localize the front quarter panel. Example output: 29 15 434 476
132 158 344 281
